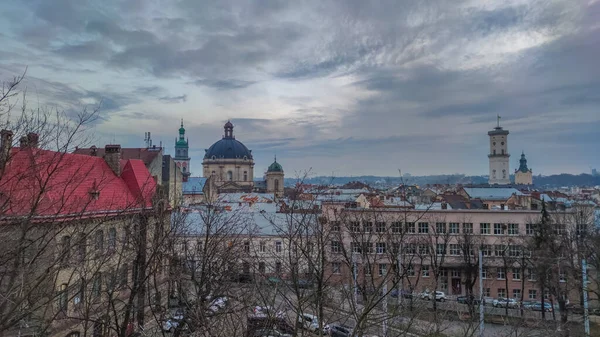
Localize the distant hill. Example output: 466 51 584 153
284 174 600 189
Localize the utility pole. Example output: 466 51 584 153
583 259 590 337
382 283 388 337
479 250 485 337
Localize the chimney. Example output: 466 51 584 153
90 145 97 156
26 133 39 148
104 144 121 176
19 136 28 148
0 129 13 172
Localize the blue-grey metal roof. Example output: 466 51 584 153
183 177 207 194
463 187 522 200
204 138 253 160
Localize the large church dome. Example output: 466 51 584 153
204 122 253 160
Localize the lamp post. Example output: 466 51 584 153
479 249 485 337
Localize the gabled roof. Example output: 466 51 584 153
1 148 155 219
73 147 163 166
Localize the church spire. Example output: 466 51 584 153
518 152 529 173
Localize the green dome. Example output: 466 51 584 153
268 160 283 172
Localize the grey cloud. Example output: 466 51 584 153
192 79 256 90
53 40 112 60
158 95 187 104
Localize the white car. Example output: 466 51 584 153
162 309 185 332
253 306 285 319
208 296 228 313
421 291 447 302
298 313 320 332
493 297 519 308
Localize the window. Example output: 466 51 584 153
363 222 373 233
508 224 519 235
407 265 415 277
405 222 416 233
107 228 116 253
512 268 521 280
120 264 128 288
480 244 492 256
463 223 473 234
376 242 386 254
451 270 461 278
449 244 460 255
58 284 68 313
436 222 446 234
351 242 361 254
493 223 505 235
497 268 506 280
363 242 373 254
331 221 340 232
259 242 266 253
61 236 71 264
258 262 266 274
391 222 401 233
274 179 279 191
528 289 537 299
576 223 588 236
244 241 250 253
436 243 446 256
418 222 429 234
77 235 86 263
376 222 386 233
74 281 84 306
494 245 506 257
350 222 360 233
422 265 430 277
418 244 429 255
559 269 567 282
449 223 459 234
392 243 400 254
484 288 491 297
481 268 488 279
332 262 341 274
275 241 282 253
508 245 521 257
123 225 131 246
405 244 416 255
243 171 248 181
364 265 372 276
275 262 282 274
480 223 490 235
379 264 387 276
513 289 521 299
526 224 535 235
92 274 102 298
331 241 341 253
227 171 233 181
497 288 506 298
95 230 104 255
527 268 536 281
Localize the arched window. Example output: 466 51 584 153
95 230 104 254
107 228 116 253
77 234 86 263
92 273 102 298
243 171 248 181
182 166 186 173
274 179 279 191
61 236 71 264
493 150 496 155
58 283 68 313
501 149 505 155
227 171 233 181
211 170 216 175
502 169 506 179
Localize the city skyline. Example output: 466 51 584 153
0 0 599 176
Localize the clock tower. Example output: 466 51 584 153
488 115 510 185
174 119 191 182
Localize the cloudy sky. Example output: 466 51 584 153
0 0 598 177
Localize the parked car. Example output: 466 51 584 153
421 291 447 302
298 313 320 332
457 295 481 305
297 279 314 289
391 289 413 299
531 302 553 312
521 301 536 310
267 277 283 285
493 297 519 308
324 323 353 337
253 306 285 319
208 296 228 313
162 309 186 332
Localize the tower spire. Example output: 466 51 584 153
497 114 501 128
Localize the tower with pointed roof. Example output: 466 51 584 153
514 152 533 185
174 119 191 182
265 156 284 197
488 115 511 185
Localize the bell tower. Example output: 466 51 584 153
488 115 510 185
174 119 191 182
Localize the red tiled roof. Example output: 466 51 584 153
73 147 162 166
0 148 155 219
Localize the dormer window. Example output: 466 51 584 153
89 180 100 200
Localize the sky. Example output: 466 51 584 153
0 0 599 178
